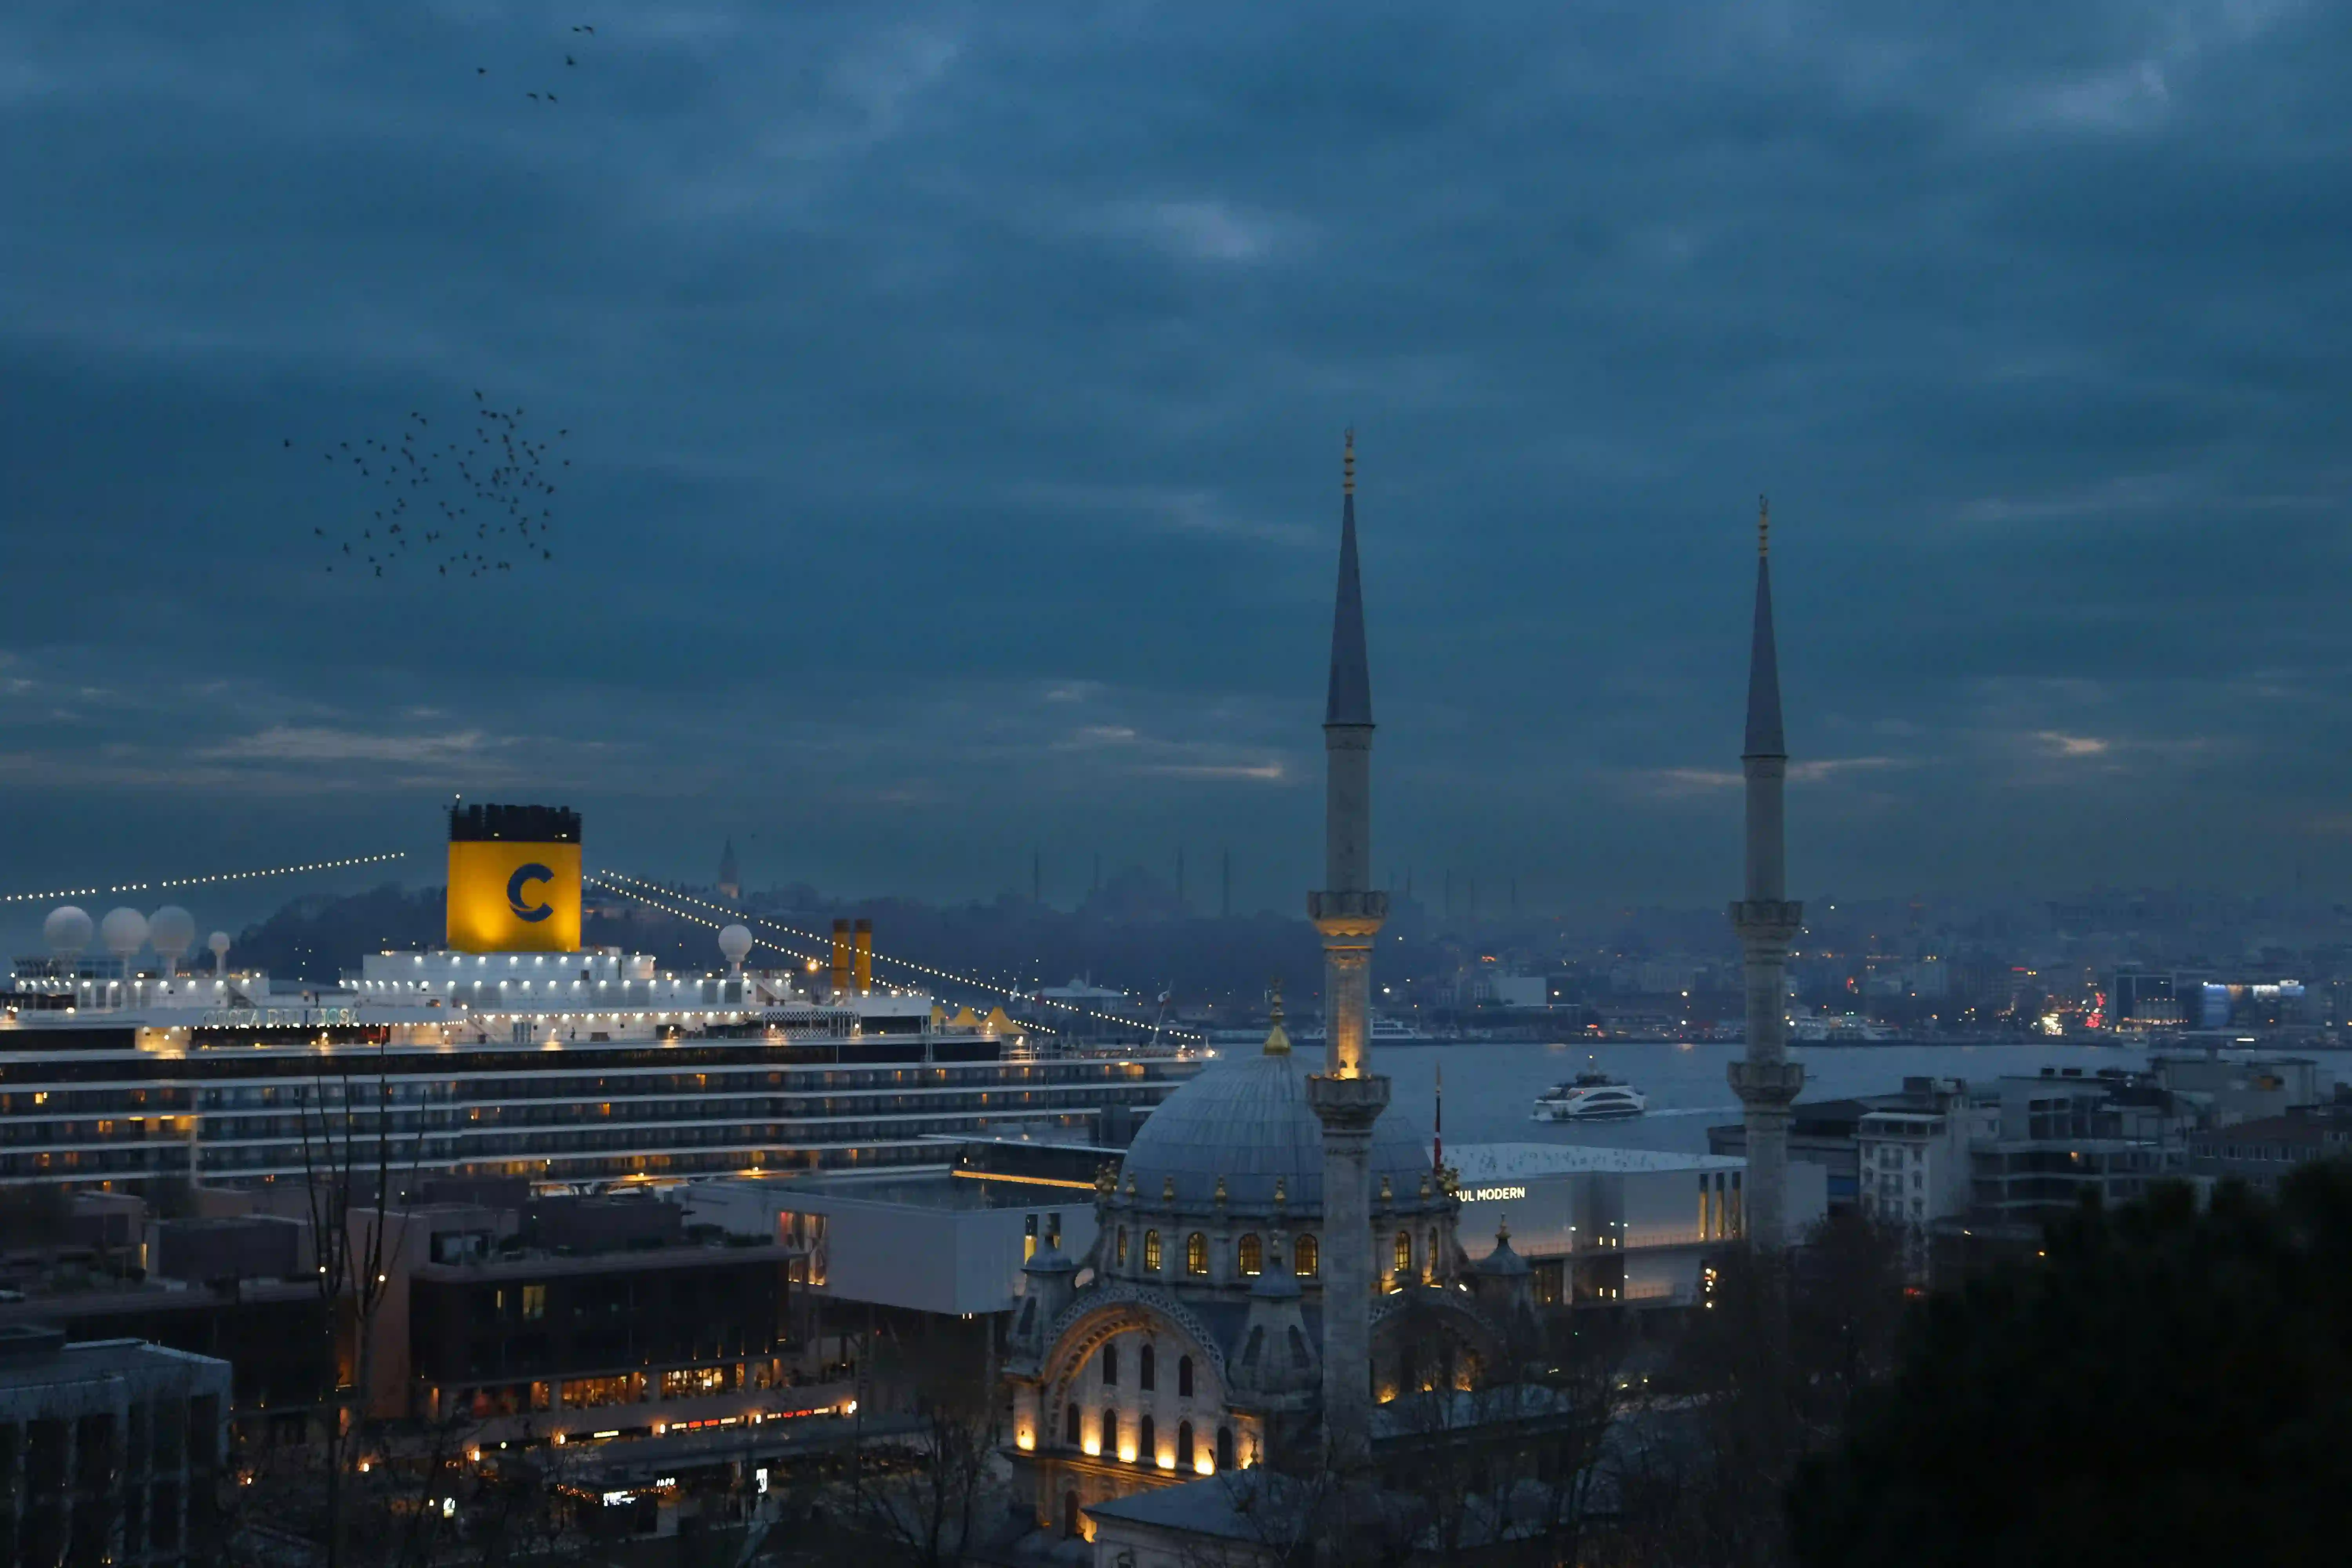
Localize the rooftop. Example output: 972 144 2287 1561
0 1335 227 1392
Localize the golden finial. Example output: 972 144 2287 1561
1124 1173 1138 1198
1272 1176 1287 1210
1162 1176 1176 1202
1496 1216 1510 1245
1758 494 1769 559
1379 1174 1394 1203
1214 1174 1229 1205
1262 981 1291 1056
1343 428 1356 496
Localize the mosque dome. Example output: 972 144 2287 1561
1118 1047 1432 1210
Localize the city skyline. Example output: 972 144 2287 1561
7 3 2352 918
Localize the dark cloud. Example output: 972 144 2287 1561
3 0 2350 941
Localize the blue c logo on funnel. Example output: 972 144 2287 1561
507 863 556 922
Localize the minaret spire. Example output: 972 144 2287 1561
1306 430 1391 1472
1326 428 1373 729
1728 494 1804 1252
1744 495 1784 763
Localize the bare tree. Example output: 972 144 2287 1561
835 1323 1004 1568
295 1046 416 1568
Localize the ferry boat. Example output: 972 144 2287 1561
1530 1069 1648 1122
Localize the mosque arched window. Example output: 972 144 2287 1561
1394 1230 1412 1277
1217 1425 1235 1471
1139 1414 1156 1465
1294 1234 1319 1277
1144 1230 1163 1272
1177 1355 1194 1398
1102 1408 1120 1457
1140 1343 1156 1391
1102 1342 1118 1386
1116 1226 1128 1267
1178 1419 1196 1472
1186 1232 1209 1275
1065 1402 1080 1447
1237 1234 1263 1276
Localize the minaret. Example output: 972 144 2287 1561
1727 497 1805 1250
1306 430 1390 1470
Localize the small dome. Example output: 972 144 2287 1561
1119 1051 1431 1210
44 906 93 956
1023 1243 1076 1275
1475 1224 1530 1278
99 907 149 959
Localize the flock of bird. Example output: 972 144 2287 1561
481 22 593 105
288 26 605 580
289 394 570 579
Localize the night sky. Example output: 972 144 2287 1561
4 1 2350 944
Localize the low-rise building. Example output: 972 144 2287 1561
1446 1143 1824 1307
0 1325 232 1566
678 1139 1111 1318
2187 1112 2352 1191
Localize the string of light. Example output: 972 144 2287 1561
593 868 1196 1042
1 851 408 906
584 871 1063 1038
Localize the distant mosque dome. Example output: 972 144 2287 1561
1117 1048 1432 1211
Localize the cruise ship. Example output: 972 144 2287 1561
0 804 1200 1193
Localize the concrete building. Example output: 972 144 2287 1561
2149 1051 2331 1127
1728 499 1806 1250
680 1143 1108 1318
1853 1080 1984 1277
0 1325 232 1566
2187 1112 2352 1192
344 1192 805 1443
1448 1143 1822 1306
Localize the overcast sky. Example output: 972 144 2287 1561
4 0 2350 943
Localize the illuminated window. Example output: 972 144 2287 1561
1144 1230 1163 1272
660 1367 728 1399
1186 1232 1208 1276
1237 1234 1263 1276
1116 1227 1128 1267
1394 1231 1412 1277
522 1284 546 1321
1294 1235 1318 1277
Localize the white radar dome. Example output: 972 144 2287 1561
718 924 754 968
208 931 232 972
44 906 93 957
149 905 197 967
100 907 149 962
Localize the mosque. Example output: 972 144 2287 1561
1001 438 1799 1544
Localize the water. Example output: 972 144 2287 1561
1361 1040 2160 1156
